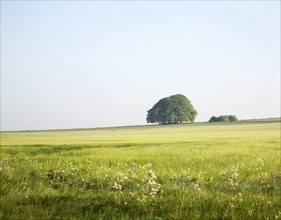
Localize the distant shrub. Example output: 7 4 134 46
225 115 237 122
209 116 219 122
209 115 238 122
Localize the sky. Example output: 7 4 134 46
1 1 280 131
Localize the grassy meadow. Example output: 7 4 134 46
0 121 280 219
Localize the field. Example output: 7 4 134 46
0 121 280 219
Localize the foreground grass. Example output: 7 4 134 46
0 122 280 219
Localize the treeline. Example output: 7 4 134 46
209 115 238 122
145 94 238 125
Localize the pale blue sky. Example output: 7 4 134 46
1 1 280 131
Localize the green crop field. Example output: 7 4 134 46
0 121 280 219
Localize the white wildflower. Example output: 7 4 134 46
113 182 122 190
232 172 239 179
129 192 135 199
148 170 157 179
220 169 228 175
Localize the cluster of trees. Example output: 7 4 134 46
146 94 238 125
146 94 197 124
209 115 238 122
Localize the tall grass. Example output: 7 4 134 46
0 122 280 219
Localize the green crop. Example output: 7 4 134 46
0 122 280 219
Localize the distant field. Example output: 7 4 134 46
0 121 280 219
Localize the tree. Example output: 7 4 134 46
146 94 197 124
209 116 219 122
209 115 238 122
228 115 238 121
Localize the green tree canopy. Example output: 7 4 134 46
146 94 197 124
209 115 238 122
